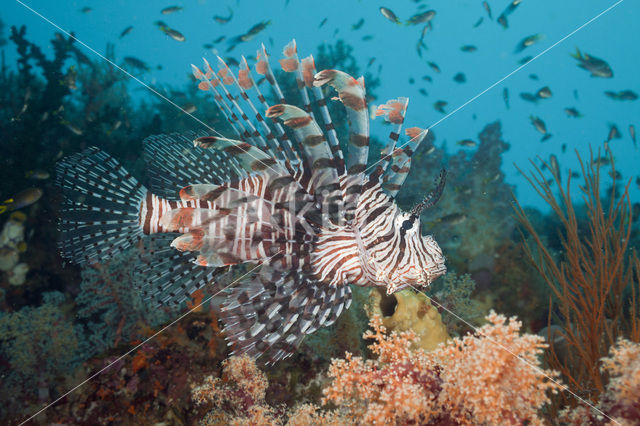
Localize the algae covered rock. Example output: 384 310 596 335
367 288 450 351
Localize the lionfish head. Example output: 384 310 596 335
384 212 447 295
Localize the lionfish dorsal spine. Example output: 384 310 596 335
256 43 286 103
238 55 303 173
193 64 251 141
214 56 289 167
192 64 244 140
300 54 345 176
381 127 430 197
376 97 410 173
205 58 268 151
280 40 315 120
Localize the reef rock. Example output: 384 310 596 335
367 288 450 351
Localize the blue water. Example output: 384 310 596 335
5 0 639 208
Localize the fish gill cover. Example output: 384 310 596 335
1 0 639 424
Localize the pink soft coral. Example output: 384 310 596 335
323 311 561 425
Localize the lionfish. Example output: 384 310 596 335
56 40 447 363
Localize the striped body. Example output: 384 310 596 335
57 40 447 363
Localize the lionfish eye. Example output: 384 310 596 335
401 219 414 231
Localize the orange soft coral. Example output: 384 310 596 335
323 311 561 425
433 311 560 425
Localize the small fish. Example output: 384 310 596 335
0 188 43 214
529 73 539 80
66 123 84 136
362 35 374 41
319 18 328 28
609 170 622 180
473 17 484 28
181 103 197 114
460 45 477 52
213 7 233 24
119 26 134 39
497 14 508 29
123 56 149 72
419 88 429 97
604 90 638 101
607 124 621 142
164 28 185 42
457 139 477 147
518 56 533 65
213 35 226 44
453 72 466 83
161 6 183 15
540 133 553 142
352 18 365 30
427 61 440 73
434 100 447 113
438 212 467 225
573 89 579 100
503 88 510 109
595 155 611 166
571 48 613 78
380 7 400 24
62 65 78 90
520 92 539 103
406 10 436 26
483 1 492 19
367 57 376 67
564 107 582 118
630 124 637 148
80 6 92 13
422 75 433 82
25 170 50 180
224 56 240 68
241 20 271 42
536 86 552 99
515 34 545 53
549 154 561 181
530 115 547 134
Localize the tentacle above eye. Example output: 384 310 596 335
410 168 447 216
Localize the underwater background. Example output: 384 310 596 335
1 0 639 424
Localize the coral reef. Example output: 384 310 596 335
75 247 170 357
429 272 484 336
0 292 81 419
0 211 29 285
192 354 346 425
323 312 560 425
367 288 450 351
560 338 640 425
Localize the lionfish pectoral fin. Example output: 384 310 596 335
220 262 352 363
56 147 147 264
143 132 246 199
134 233 231 309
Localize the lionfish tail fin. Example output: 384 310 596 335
56 147 147 264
